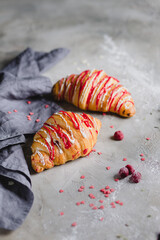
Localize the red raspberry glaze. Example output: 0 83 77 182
119 167 129 178
130 172 142 183
114 131 124 141
125 165 135 175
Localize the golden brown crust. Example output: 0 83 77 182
52 69 136 117
31 111 101 173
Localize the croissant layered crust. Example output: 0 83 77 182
31 111 101 172
52 69 136 117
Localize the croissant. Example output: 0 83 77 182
31 111 101 173
52 69 135 117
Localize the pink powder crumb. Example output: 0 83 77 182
102 113 106 115
59 189 64 193
27 101 31 104
99 205 104 209
140 153 144 157
105 190 111 194
60 212 64 216
119 202 123 206
36 119 40 123
80 175 85 179
8 111 12 114
105 194 109 198
110 188 115 192
110 125 114 128
80 201 85 204
78 188 83 192
92 149 96 152
141 158 145 161
92 206 98 210
45 104 49 108
89 185 94 189
99 200 104 203
114 178 119 182
71 222 77 227
13 109 18 112
100 188 106 193
123 158 127 161
97 152 102 155
83 148 88 154
106 166 111 170
146 138 150 140
105 185 110 189
89 193 95 199
99 217 104 221
80 186 85 189
115 200 120 204
89 203 94 207
76 202 80 206
29 112 34 115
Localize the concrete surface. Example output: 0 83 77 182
0 0 160 240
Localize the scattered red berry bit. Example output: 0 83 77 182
97 152 102 155
13 109 18 112
71 222 77 227
114 178 119 182
105 185 110 189
119 167 129 179
123 158 127 161
115 200 120 204
7 111 11 114
99 205 104 209
110 202 116 208
59 189 64 193
130 172 142 183
80 175 85 179
110 125 114 128
113 131 124 141
105 194 109 198
146 138 150 141
89 193 95 199
125 165 135 175
119 202 123 206
92 206 98 210
99 200 104 203
60 212 64 216
105 190 111 194
102 113 106 116
83 148 88 154
140 153 144 157
27 115 31 121
78 188 83 192
106 166 111 170
45 104 49 108
27 101 31 104
80 186 85 189
141 158 145 161
92 149 96 152
80 201 85 204
76 202 81 206
99 217 104 221
29 112 34 115
110 188 115 192
35 119 40 123
89 203 94 207
89 185 94 189
100 188 106 193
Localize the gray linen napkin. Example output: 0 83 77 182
0 47 69 230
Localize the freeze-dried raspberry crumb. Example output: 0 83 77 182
105 185 110 189
76 202 80 206
78 188 83 192
99 200 104 203
114 131 124 140
13 109 18 112
119 167 129 179
89 185 94 189
130 172 142 183
115 200 120 204
89 193 95 199
27 101 31 104
110 188 115 192
105 190 111 194
60 212 64 216
140 153 144 157
80 186 85 189
141 158 145 161
110 125 114 128
80 175 85 179
80 201 85 204
146 138 150 140
114 178 119 182
92 206 98 210
99 205 104 209
125 164 135 175
71 222 77 227
105 194 109 198
89 203 94 207
29 112 34 115
8 111 11 114
36 119 40 123
123 158 127 161
59 189 64 193
99 217 104 221
92 149 96 152
97 152 102 155
106 166 111 170
100 188 106 193
45 104 49 108
119 202 123 206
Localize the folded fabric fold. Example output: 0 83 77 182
0 47 69 230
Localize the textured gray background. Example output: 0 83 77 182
0 0 160 240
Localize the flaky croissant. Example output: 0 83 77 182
52 69 135 117
31 111 101 173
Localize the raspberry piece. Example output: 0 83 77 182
99 205 104 209
8 111 11 114
105 185 110 189
80 175 85 179
29 112 34 115
119 167 129 179
59 189 64 193
123 158 127 161
110 125 114 128
130 172 142 183
13 109 18 112
125 165 135 175
114 131 124 141
106 166 111 170
71 222 77 227
36 119 40 123
45 104 49 108
80 201 85 204
60 212 64 216
99 200 104 203
89 185 94 189
27 101 31 104
76 202 80 206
